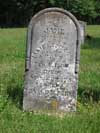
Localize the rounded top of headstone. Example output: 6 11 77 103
29 8 80 37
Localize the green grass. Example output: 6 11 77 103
0 25 100 133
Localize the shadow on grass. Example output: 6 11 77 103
82 37 100 49
7 83 23 109
78 86 100 103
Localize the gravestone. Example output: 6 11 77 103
79 21 86 44
23 8 81 112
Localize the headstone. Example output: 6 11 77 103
23 8 81 112
79 21 86 44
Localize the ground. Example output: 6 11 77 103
0 25 100 133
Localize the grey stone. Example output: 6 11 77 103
23 8 81 112
79 21 86 44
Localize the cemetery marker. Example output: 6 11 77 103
23 8 81 112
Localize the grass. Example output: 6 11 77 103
0 25 100 133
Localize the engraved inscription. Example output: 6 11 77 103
44 27 64 34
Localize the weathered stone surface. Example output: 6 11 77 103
23 8 81 112
79 21 86 44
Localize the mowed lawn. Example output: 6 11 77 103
0 26 100 133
